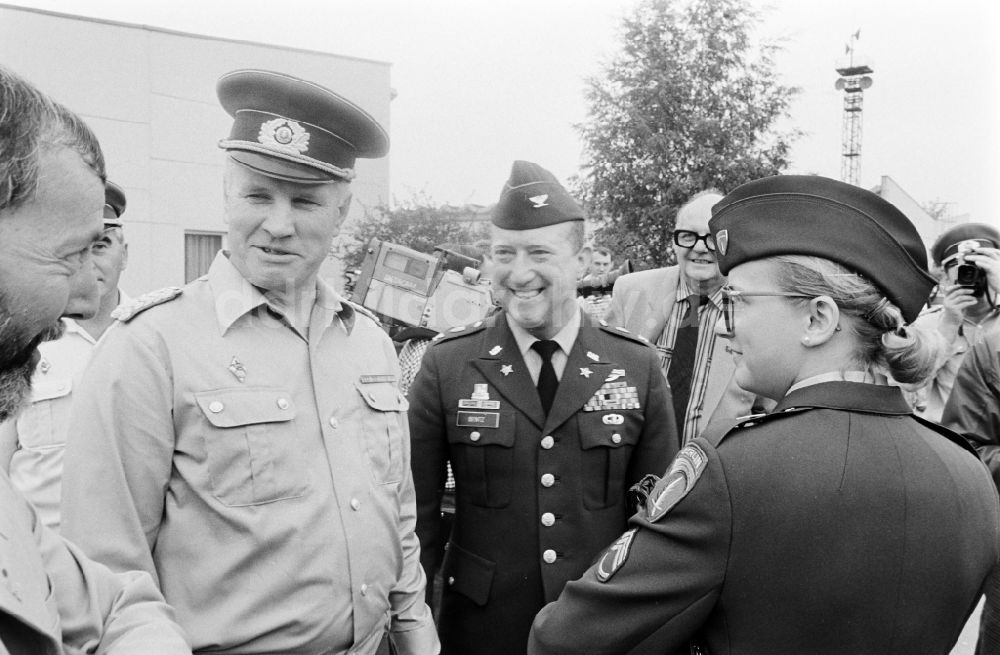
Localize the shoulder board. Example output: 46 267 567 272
111 286 183 322
431 321 486 344
709 406 812 447
599 323 649 345
345 300 382 327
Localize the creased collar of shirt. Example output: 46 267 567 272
675 275 724 310
508 305 583 360
207 252 355 336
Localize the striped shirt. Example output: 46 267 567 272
655 278 724 444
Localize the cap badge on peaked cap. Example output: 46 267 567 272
258 118 310 154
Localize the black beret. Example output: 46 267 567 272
103 180 126 226
217 69 389 183
491 161 585 229
931 223 1000 266
709 175 935 323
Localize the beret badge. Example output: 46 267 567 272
258 117 311 155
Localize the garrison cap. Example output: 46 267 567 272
217 69 389 183
709 175 935 323
931 223 1000 266
491 160 585 229
103 180 126 226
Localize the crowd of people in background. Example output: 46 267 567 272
1 61 999 655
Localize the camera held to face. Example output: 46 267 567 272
952 239 989 296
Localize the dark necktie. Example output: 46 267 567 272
666 295 705 437
532 340 560 415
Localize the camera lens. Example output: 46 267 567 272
956 264 979 286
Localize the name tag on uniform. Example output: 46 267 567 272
457 411 500 429
359 374 397 384
458 399 501 410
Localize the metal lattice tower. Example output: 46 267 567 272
835 33 873 186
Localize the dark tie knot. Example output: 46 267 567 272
532 340 560 362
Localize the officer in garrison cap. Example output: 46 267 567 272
409 160 676 655
528 175 1000 655
1 180 132 532
61 69 439 655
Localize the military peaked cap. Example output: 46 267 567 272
931 223 1000 266
217 69 389 183
103 180 126 226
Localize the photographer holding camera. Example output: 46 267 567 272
904 223 1000 421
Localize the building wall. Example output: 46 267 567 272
0 4 391 295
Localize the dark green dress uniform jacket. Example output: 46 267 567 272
528 381 1000 655
409 311 677 655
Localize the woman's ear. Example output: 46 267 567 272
801 295 841 347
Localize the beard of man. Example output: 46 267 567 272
0 307 65 422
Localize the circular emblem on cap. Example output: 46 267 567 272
258 118 310 155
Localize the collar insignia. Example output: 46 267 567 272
500 364 513 376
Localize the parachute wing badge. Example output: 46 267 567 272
645 444 708 523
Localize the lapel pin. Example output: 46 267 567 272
580 367 593 378
489 345 503 356
587 351 599 361
500 364 513 376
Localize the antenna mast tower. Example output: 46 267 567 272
835 31 873 186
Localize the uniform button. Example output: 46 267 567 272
350 498 361 511
360 583 368 596
208 401 224 413
540 436 554 449
611 433 622 444
542 549 557 564
470 431 481 442
541 473 555 488
329 416 339 428
541 512 555 527
448 576 456 586
276 398 290 410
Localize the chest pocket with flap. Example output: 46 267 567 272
195 387 307 506
354 381 408 485
17 377 73 450
446 410 517 508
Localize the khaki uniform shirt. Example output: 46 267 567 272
61 254 437 655
8 302 127 531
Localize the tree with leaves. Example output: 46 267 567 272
338 193 492 272
577 0 800 267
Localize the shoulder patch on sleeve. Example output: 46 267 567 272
111 286 183 322
345 300 382 326
646 443 708 522
595 528 638 582
599 323 648 346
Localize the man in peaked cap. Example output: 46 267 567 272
408 160 676 654
528 175 999 655
1 180 131 532
61 69 438 655
899 223 1000 421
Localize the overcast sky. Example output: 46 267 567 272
7 0 999 225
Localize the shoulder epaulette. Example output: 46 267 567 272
431 321 486 345
708 406 812 447
111 286 183 322
345 300 382 327
598 322 649 345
